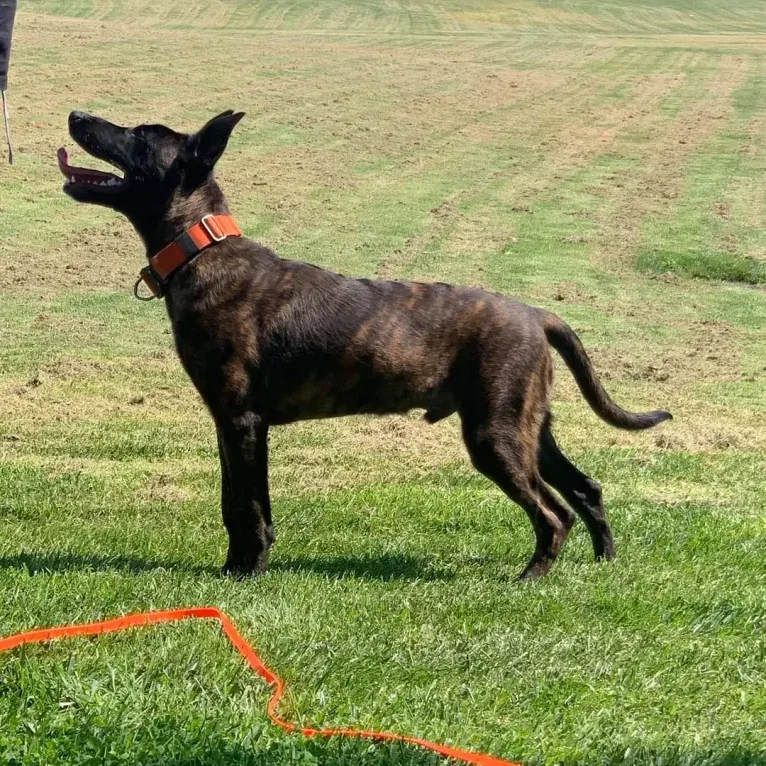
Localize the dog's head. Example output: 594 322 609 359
59 110 245 223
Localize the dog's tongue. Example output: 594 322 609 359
57 146 115 181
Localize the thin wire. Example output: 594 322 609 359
2 89 12 164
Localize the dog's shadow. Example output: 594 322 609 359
0 550 452 582
0 551 218 577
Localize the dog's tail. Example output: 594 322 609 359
543 312 672 431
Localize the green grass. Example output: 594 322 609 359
2 1 766 765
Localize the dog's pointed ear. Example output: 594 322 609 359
186 110 245 172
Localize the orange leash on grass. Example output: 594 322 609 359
0 607 521 766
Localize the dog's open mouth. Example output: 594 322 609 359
57 147 125 190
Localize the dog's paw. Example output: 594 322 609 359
221 550 270 579
515 560 552 583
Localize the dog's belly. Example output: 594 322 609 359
264 370 455 425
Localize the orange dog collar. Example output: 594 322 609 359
135 213 242 300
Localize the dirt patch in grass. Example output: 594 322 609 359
599 34 766 51
254 145 357 193
0 218 142 295
141 475 193 504
0 355 200 429
594 318 742 388
268 413 467 495
345 413 464 466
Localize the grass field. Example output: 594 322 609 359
1 1 766 764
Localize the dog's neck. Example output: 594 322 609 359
133 179 231 258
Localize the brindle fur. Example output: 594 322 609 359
62 110 672 580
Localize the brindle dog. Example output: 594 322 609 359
59 109 671 580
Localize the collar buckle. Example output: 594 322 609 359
200 213 226 242
134 266 163 301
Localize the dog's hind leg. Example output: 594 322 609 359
216 412 274 577
538 416 615 561
461 408 573 581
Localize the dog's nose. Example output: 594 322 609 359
68 110 91 125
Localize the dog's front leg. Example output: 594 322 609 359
216 412 274 577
